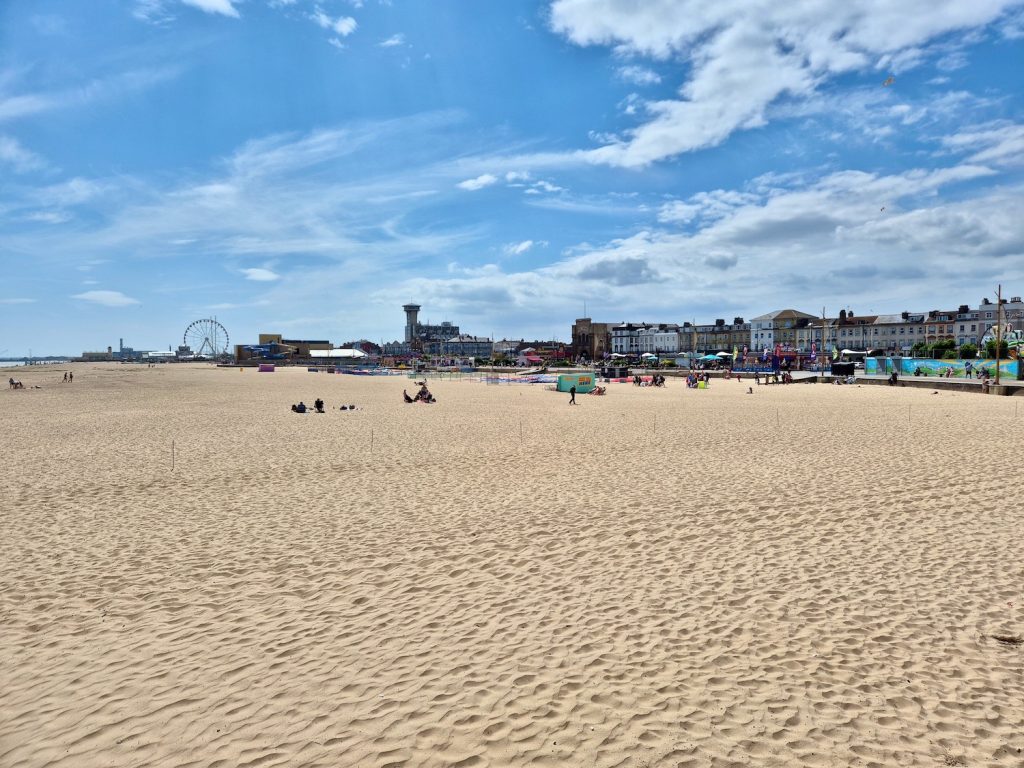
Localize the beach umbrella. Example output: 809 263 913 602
700 354 719 361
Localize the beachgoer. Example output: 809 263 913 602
965 361 973 378
403 389 414 403
296 401 307 413
68 372 73 383
754 372 760 385
63 372 68 382
889 372 898 386
314 398 325 413
569 385 576 405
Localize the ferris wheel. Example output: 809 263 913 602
183 318 230 358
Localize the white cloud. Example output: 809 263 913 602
549 0 1023 167
531 180 564 193
942 122 1024 166
310 8 357 36
181 0 240 17
25 211 71 224
379 34 405 47
0 67 181 123
457 173 498 191
242 267 281 281
378 160 1021 329
505 240 536 255
617 65 660 85
505 171 530 183
71 290 141 307
0 135 45 172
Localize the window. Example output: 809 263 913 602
900 329 904 334
971 324 976 331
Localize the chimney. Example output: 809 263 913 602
839 309 847 322
733 317 744 324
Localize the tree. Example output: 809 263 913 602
930 338 956 357
958 343 978 359
911 341 929 357
985 339 1008 358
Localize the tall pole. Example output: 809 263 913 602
821 307 827 373
995 284 1003 386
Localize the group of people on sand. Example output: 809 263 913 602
8 377 24 389
291 398 358 413
686 372 709 388
633 374 666 387
62 372 73 383
403 381 436 403
753 371 793 385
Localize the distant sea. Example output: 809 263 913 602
2 360 70 367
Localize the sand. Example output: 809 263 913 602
1 363 1022 768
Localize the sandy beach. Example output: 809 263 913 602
1 363 1022 768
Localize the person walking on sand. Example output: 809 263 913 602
569 385 577 405
68 372 73 383
63 372 68 382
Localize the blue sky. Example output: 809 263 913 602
2 0 1023 355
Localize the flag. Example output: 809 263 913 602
831 345 839 360
732 345 738 361
810 342 817 362
743 345 748 358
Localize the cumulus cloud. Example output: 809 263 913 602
71 290 141 307
242 267 281 281
457 173 498 191
379 34 405 47
181 0 239 18
550 0 1022 167
377 159 1021 331
617 65 660 85
310 7 357 36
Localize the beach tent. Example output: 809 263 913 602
557 373 596 393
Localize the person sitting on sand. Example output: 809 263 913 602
295 401 307 413
914 367 923 377
403 389 414 403
314 398 325 413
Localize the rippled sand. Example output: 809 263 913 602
1 363 1022 768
